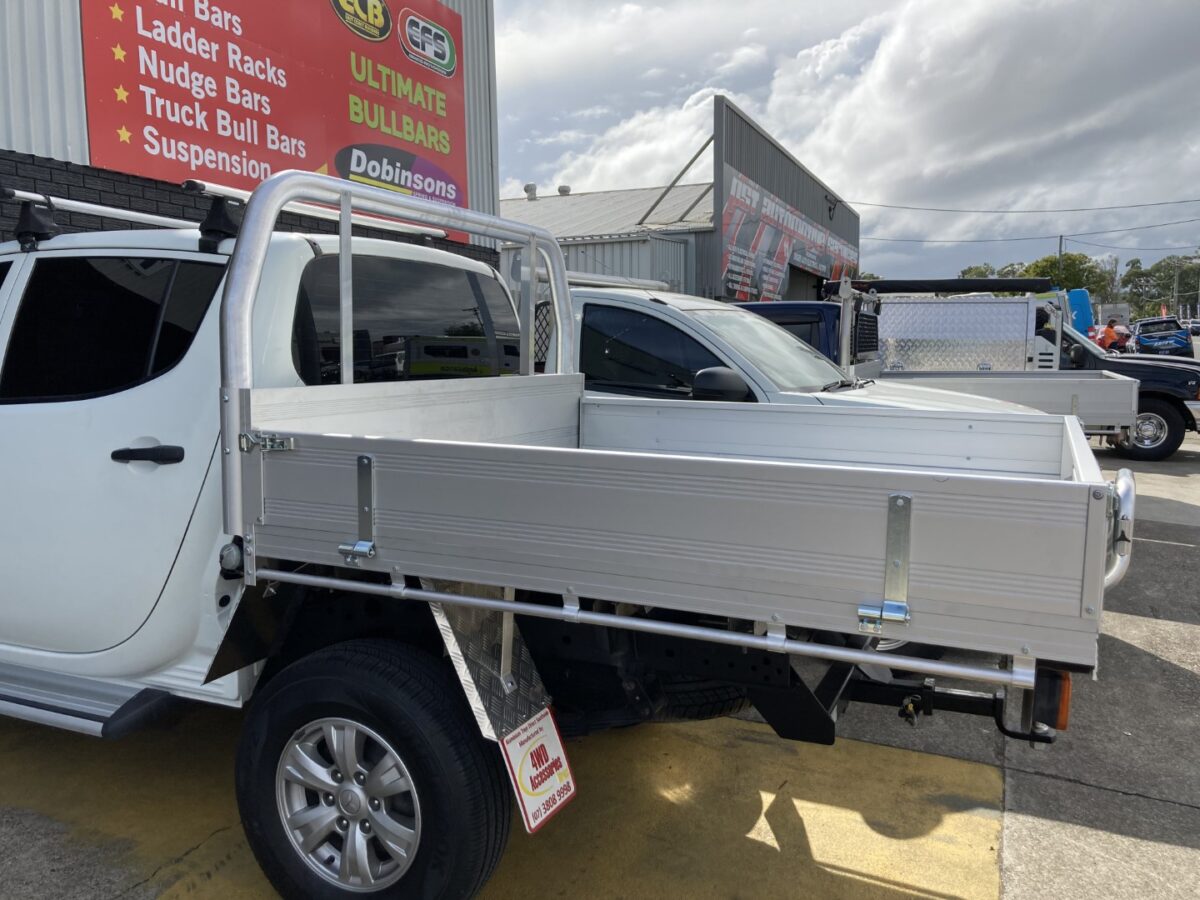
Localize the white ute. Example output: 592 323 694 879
558 287 1038 414
0 173 1134 899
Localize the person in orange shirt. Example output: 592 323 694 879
1099 319 1118 349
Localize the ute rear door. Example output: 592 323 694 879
0 249 226 653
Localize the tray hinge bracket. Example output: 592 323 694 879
238 431 295 453
859 493 913 634
337 455 377 566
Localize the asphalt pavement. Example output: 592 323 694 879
0 436 1195 898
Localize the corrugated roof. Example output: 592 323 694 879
499 182 714 239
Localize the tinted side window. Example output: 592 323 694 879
775 318 819 346
0 258 224 403
292 256 520 385
580 305 721 397
0 261 11 284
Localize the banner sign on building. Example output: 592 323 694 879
81 0 469 208
719 164 858 301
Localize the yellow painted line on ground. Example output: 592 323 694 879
0 709 1000 899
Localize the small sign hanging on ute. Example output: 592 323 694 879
500 707 576 833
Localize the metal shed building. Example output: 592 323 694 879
499 182 712 293
501 97 859 301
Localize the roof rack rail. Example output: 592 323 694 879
1 186 195 249
183 179 447 240
822 277 1056 297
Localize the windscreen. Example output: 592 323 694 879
1138 319 1183 335
687 308 846 391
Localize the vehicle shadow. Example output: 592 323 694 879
1093 442 1200 474
1002 630 1200 831
485 717 1001 899
1105 518 1200 627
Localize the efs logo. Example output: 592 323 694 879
330 0 393 41
399 8 457 77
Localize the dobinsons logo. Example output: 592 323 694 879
399 8 457 77
330 0 393 42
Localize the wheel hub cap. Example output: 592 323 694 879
276 717 421 892
338 788 364 817
1135 413 1167 448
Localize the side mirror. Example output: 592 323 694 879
691 366 753 402
1069 344 1086 367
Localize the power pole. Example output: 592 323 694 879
1057 235 1063 287
1173 263 1180 317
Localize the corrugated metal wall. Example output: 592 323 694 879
0 0 89 162
691 229 719 297
444 0 498 215
562 236 689 292
713 96 858 246
0 0 498 214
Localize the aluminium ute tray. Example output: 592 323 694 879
878 370 1138 434
241 375 1113 669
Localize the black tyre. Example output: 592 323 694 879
654 673 750 722
236 639 511 899
1116 397 1186 462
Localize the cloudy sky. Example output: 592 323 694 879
493 0 1200 278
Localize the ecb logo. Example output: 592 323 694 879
399 8 458 77
330 0 393 41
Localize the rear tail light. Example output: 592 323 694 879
1032 668 1073 731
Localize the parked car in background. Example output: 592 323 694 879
1130 316 1193 356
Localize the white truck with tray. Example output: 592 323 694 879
0 173 1134 899
870 285 1140 440
741 279 1141 446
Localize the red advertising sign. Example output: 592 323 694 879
80 0 469 209
720 164 858 301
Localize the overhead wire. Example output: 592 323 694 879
848 197 1200 214
861 215 1200 244
1065 237 1200 252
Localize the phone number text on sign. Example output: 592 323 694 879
500 707 576 833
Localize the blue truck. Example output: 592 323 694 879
1129 316 1194 357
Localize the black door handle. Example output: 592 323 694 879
111 445 185 464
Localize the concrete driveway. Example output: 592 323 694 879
0 438 1195 899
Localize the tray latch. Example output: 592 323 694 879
337 454 377 566
859 493 912 634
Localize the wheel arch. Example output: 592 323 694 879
205 576 444 693
1138 389 1196 431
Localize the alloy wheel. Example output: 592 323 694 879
275 717 422 892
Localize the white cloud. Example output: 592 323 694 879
496 0 1200 276
570 105 612 120
535 88 728 194
533 130 593 146
713 44 769 77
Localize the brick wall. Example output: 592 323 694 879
0 149 499 265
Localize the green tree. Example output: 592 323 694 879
997 261 1026 278
1022 252 1107 295
1132 254 1200 318
858 271 882 280
958 263 996 278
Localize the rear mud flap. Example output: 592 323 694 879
426 582 550 742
